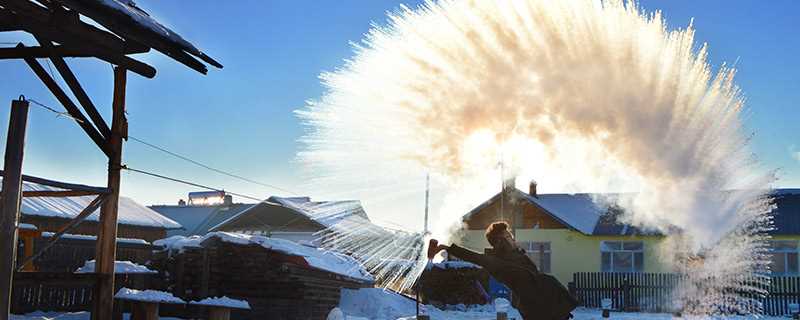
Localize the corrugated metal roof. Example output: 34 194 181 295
8 177 182 229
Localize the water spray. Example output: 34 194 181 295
301 0 776 314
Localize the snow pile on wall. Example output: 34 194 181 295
75 260 156 274
154 232 374 282
41 232 149 245
189 296 251 310
114 288 185 304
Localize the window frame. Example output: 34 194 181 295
600 240 644 273
518 241 551 273
769 240 799 276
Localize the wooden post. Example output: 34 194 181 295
0 98 30 319
130 301 159 320
92 67 126 320
208 307 232 320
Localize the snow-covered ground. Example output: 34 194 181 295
9 289 793 320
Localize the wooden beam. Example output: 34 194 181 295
22 46 113 157
0 43 149 59
22 190 105 197
0 7 156 78
0 98 30 320
0 2 148 54
92 66 126 320
0 170 110 194
15 194 106 272
58 0 216 74
35 36 112 138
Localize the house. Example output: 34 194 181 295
10 178 182 243
457 180 800 286
151 193 371 243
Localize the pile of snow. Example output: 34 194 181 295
154 232 373 282
339 288 523 320
114 288 185 304
17 223 37 230
10 311 185 320
189 296 251 310
426 260 480 270
75 260 156 274
42 232 149 245
339 288 420 320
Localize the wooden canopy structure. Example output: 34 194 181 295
0 0 221 319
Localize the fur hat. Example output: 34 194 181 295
485 221 512 245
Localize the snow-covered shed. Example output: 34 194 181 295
5 176 182 242
151 232 373 320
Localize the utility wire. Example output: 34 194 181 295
21 97 298 197
127 135 298 195
122 165 264 202
27 98 84 123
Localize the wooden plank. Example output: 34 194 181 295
0 99 30 320
16 195 106 271
22 190 105 197
0 170 109 194
92 67 126 320
0 44 148 59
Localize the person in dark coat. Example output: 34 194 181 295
429 221 577 320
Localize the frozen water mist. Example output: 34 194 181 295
298 0 776 313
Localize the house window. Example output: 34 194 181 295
519 241 551 273
770 240 799 275
601 241 644 273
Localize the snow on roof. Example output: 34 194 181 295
521 192 606 235
114 287 185 304
75 260 156 274
41 232 150 245
156 232 374 282
209 196 371 232
267 196 370 228
189 296 251 310
9 177 182 229
96 0 199 54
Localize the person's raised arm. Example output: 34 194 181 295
427 239 491 267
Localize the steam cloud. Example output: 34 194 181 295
298 0 775 313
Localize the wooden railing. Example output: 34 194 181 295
569 272 800 316
10 272 156 314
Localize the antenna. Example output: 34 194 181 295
423 173 430 234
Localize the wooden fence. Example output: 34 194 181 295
31 237 157 272
569 272 800 316
10 272 156 314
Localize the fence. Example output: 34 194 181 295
569 272 800 316
31 236 157 272
10 272 156 314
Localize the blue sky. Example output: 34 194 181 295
0 1 798 228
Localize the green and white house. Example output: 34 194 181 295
456 181 800 286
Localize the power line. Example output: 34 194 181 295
122 165 264 202
20 97 298 196
127 135 298 195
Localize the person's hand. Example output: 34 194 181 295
427 239 449 259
